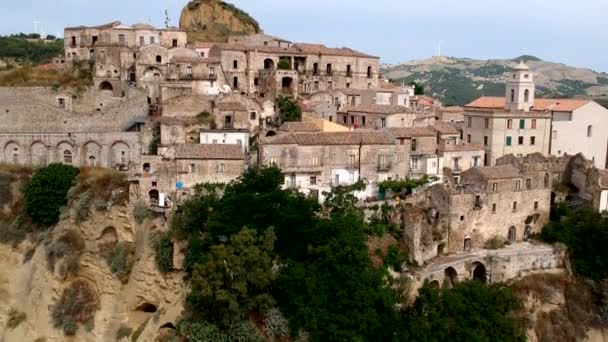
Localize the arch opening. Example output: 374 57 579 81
160 322 176 330
149 189 159 206
472 263 487 283
263 58 275 70
99 81 113 91
444 267 458 288
135 302 158 313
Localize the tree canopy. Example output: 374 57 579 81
276 96 302 122
24 163 79 226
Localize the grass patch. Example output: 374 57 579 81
152 232 174 274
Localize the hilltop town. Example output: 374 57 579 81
1 1 608 341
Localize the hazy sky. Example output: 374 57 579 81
3 0 608 72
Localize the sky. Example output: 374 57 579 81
2 0 608 72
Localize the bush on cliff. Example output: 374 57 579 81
24 163 79 227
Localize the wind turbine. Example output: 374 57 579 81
436 40 445 57
33 19 40 34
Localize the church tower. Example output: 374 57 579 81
505 61 535 112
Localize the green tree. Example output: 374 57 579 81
540 207 608 280
408 81 425 95
276 96 302 122
402 281 525 341
24 163 79 226
187 228 277 327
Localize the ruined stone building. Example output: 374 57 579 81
464 61 608 168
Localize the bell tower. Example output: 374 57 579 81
505 61 535 112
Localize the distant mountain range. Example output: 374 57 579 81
380 55 608 107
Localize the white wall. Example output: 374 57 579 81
200 131 249 154
600 190 608 213
551 102 608 169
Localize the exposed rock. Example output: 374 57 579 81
180 0 262 43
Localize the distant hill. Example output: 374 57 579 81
0 36 63 67
381 56 608 106
180 0 261 43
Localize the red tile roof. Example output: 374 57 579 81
466 96 591 112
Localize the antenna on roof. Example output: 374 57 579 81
164 9 171 28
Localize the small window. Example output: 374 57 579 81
526 179 532 190
531 119 537 129
139 36 144 46
506 136 512 146
534 201 539 211
217 163 225 174
189 164 195 173
156 55 162 63
492 203 497 214
484 136 488 146
254 78 259 86
172 39 178 47
250 112 257 120
150 37 155 44
411 139 417 151
186 66 192 75
510 89 515 102
484 118 489 129
310 176 317 185
460 215 465 221
467 134 471 143
512 201 518 211
530 136 536 145
518 136 524 145
519 119 525 129
467 117 472 128
515 180 521 191
507 119 513 129
118 34 125 44
587 125 593 137
492 182 498 192
233 60 238 69
524 89 530 102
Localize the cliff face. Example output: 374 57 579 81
179 0 262 43
0 168 186 341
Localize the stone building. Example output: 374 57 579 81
426 162 552 259
464 61 608 168
339 105 410 129
214 42 380 99
259 130 410 200
434 121 484 181
385 127 439 179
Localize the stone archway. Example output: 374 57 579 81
444 267 458 288
99 81 113 91
264 58 275 70
472 262 487 283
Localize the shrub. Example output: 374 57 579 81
51 280 99 335
102 242 135 283
0 214 32 245
263 308 289 338
182 320 261 342
384 245 409 272
152 233 174 273
46 230 85 271
485 235 507 250
72 189 94 222
7 309 26 329
116 324 133 340
276 96 301 122
133 202 149 224
0 172 14 206
24 163 79 227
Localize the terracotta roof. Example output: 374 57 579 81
466 96 591 112
216 42 378 58
279 122 321 132
385 126 437 138
475 165 522 180
263 131 393 146
433 121 460 135
345 104 408 114
217 102 247 111
438 106 464 113
175 144 244 160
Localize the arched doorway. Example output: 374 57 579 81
263 58 275 70
444 267 458 288
99 81 113 91
282 77 293 93
437 243 445 256
463 238 472 252
508 226 517 242
149 190 159 206
88 155 97 166
472 263 487 283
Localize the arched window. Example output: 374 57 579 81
510 89 515 102
508 226 516 242
524 89 530 102
12 147 19 163
464 238 472 252
63 150 73 164
88 155 96 166
587 125 593 137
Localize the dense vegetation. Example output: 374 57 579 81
540 205 608 281
0 35 63 64
158 167 525 341
24 163 79 226
276 95 302 122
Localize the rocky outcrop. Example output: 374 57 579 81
0 206 186 341
180 0 261 43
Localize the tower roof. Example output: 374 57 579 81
513 61 530 71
